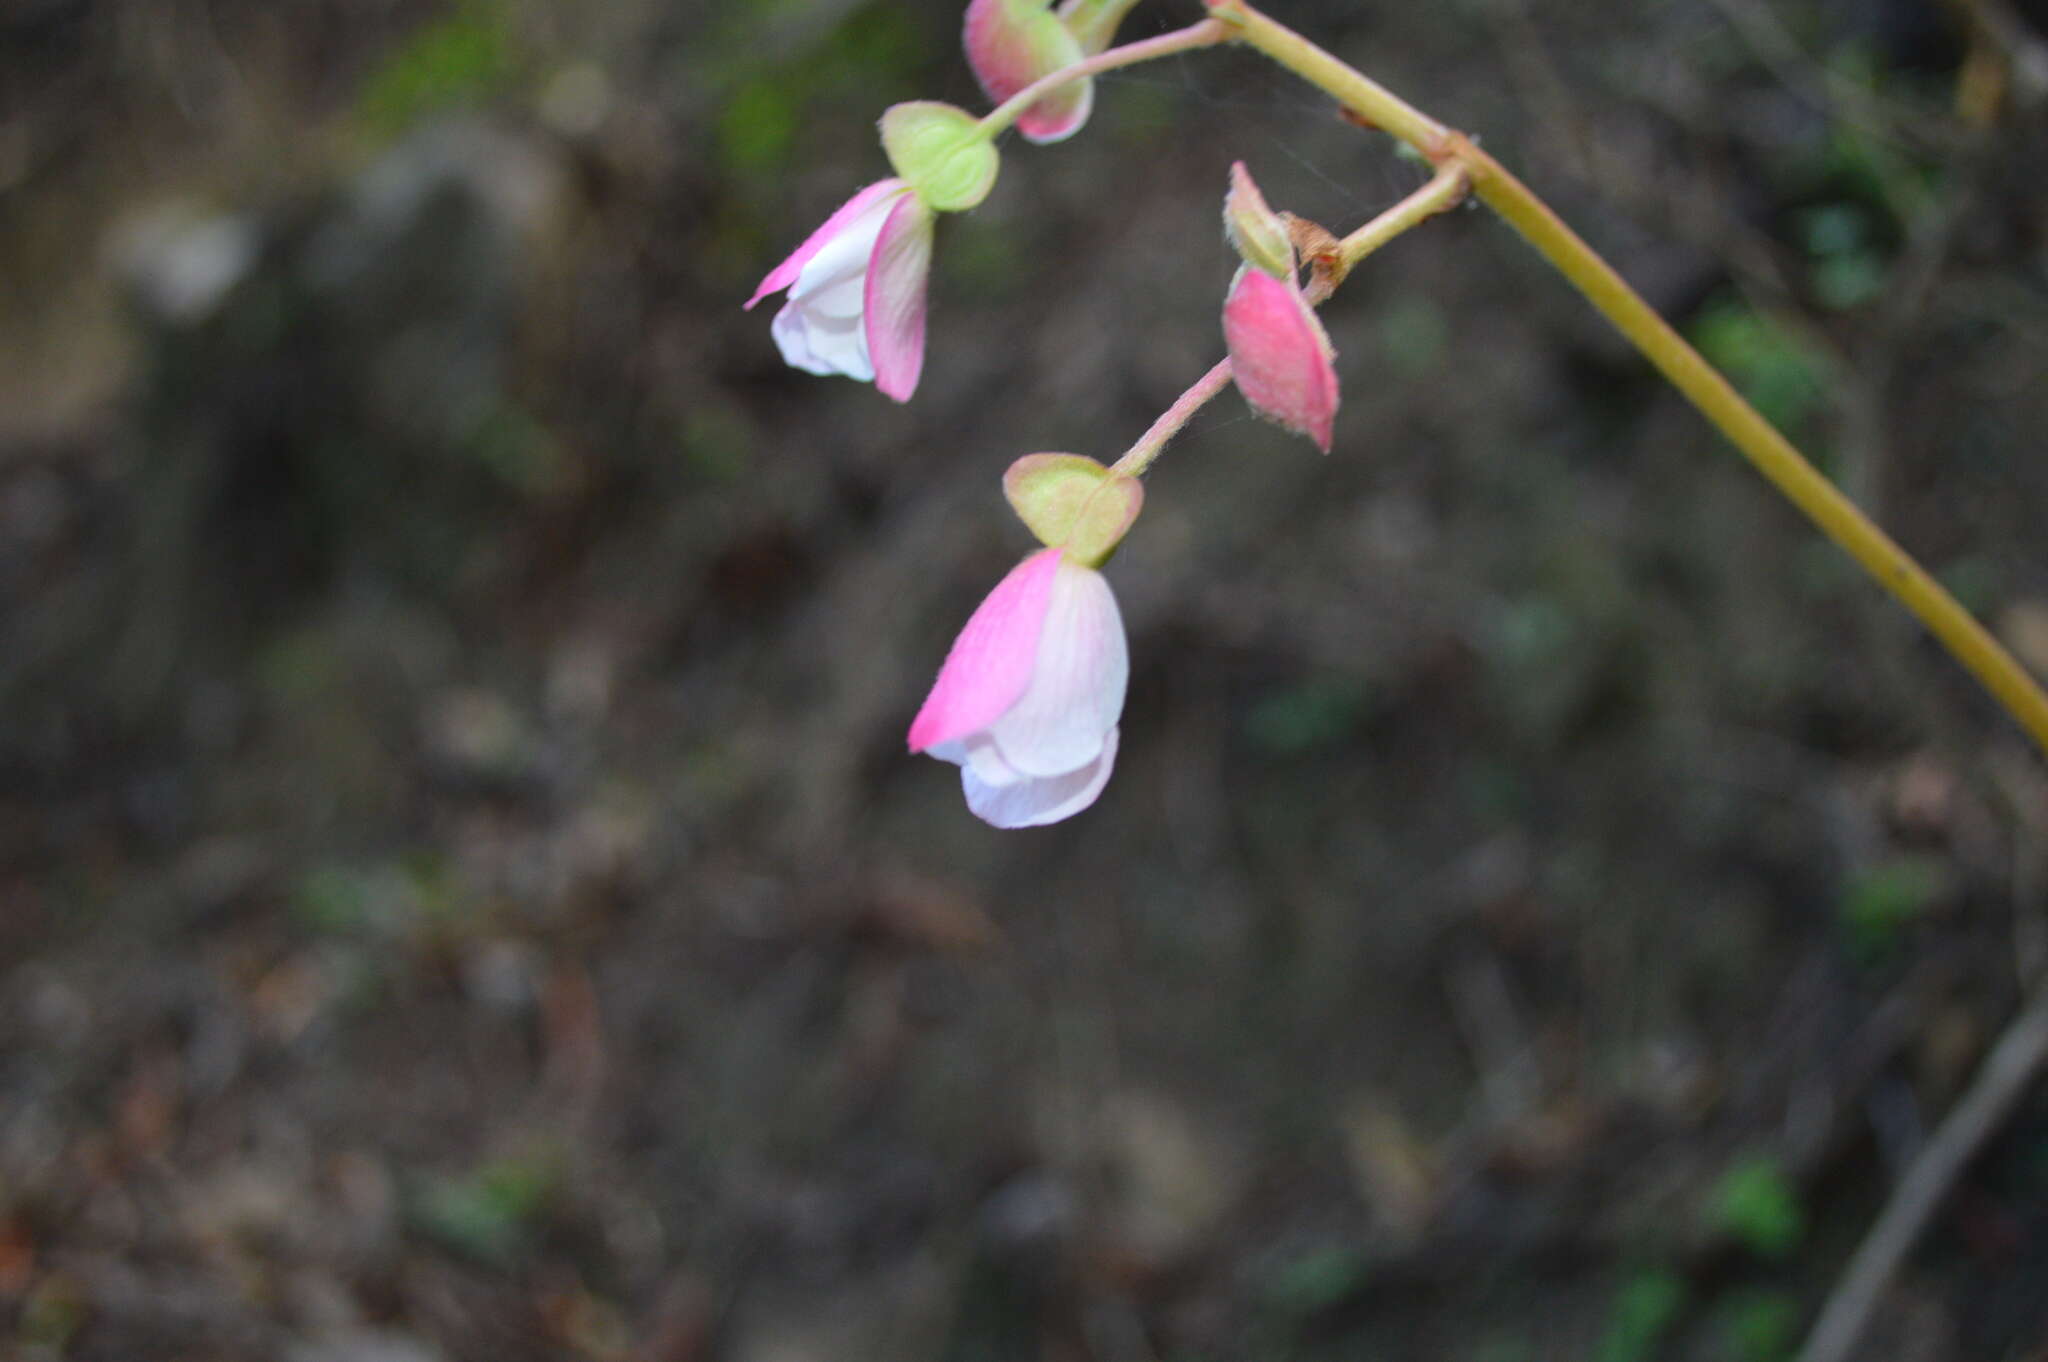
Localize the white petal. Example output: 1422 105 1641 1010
769 188 899 382
772 299 873 380
985 561 1126 777
962 736 1025 788
921 736 1025 789
963 727 1119 828
790 196 893 316
923 739 970 767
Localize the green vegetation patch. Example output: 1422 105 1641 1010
1687 299 1828 438
358 2 520 141
1709 1154 1805 1259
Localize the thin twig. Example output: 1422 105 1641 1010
1795 986 2048 1362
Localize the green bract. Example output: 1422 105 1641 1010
1003 453 1144 567
1225 161 1295 280
880 102 1000 213
1059 0 1145 56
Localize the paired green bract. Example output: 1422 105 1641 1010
880 102 1000 213
1003 454 1144 567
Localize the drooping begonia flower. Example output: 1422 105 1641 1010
909 546 1127 828
1222 264 1340 452
746 178 934 402
963 0 1093 144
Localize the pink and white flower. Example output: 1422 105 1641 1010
908 546 1128 828
746 178 935 403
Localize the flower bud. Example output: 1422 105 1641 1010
1003 453 1144 567
1224 161 1295 280
964 0 1093 145
1223 265 1340 452
880 101 1000 212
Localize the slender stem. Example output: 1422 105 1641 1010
1337 163 1470 270
1111 359 1235 478
1794 985 2048 1362
977 18 1232 140
1211 0 2048 758
1203 0 1453 156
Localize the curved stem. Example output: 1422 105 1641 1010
1210 0 2048 758
976 18 1232 140
1112 358 1235 478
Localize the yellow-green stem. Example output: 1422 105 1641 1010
1336 163 1469 271
1207 0 2048 757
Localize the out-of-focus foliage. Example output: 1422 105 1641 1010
1709 1154 1807 1259
1688 298 1828 437
4 0 2048 1359
1595 1268 1687 1362
357 0 522 141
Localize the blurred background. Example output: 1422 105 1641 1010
4 0 2048 1358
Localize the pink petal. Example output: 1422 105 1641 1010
1223 266 1340 452
908 547 1063 753
963 0 1093 145
985 558 1126 776
1012 76 1092 146
963 727 1119 827
745 179 907 311
864 193 935 403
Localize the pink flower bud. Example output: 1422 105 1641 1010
745 179 935 403
909 547 1127 828
1222 265 1339 452
963 0 1093 145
